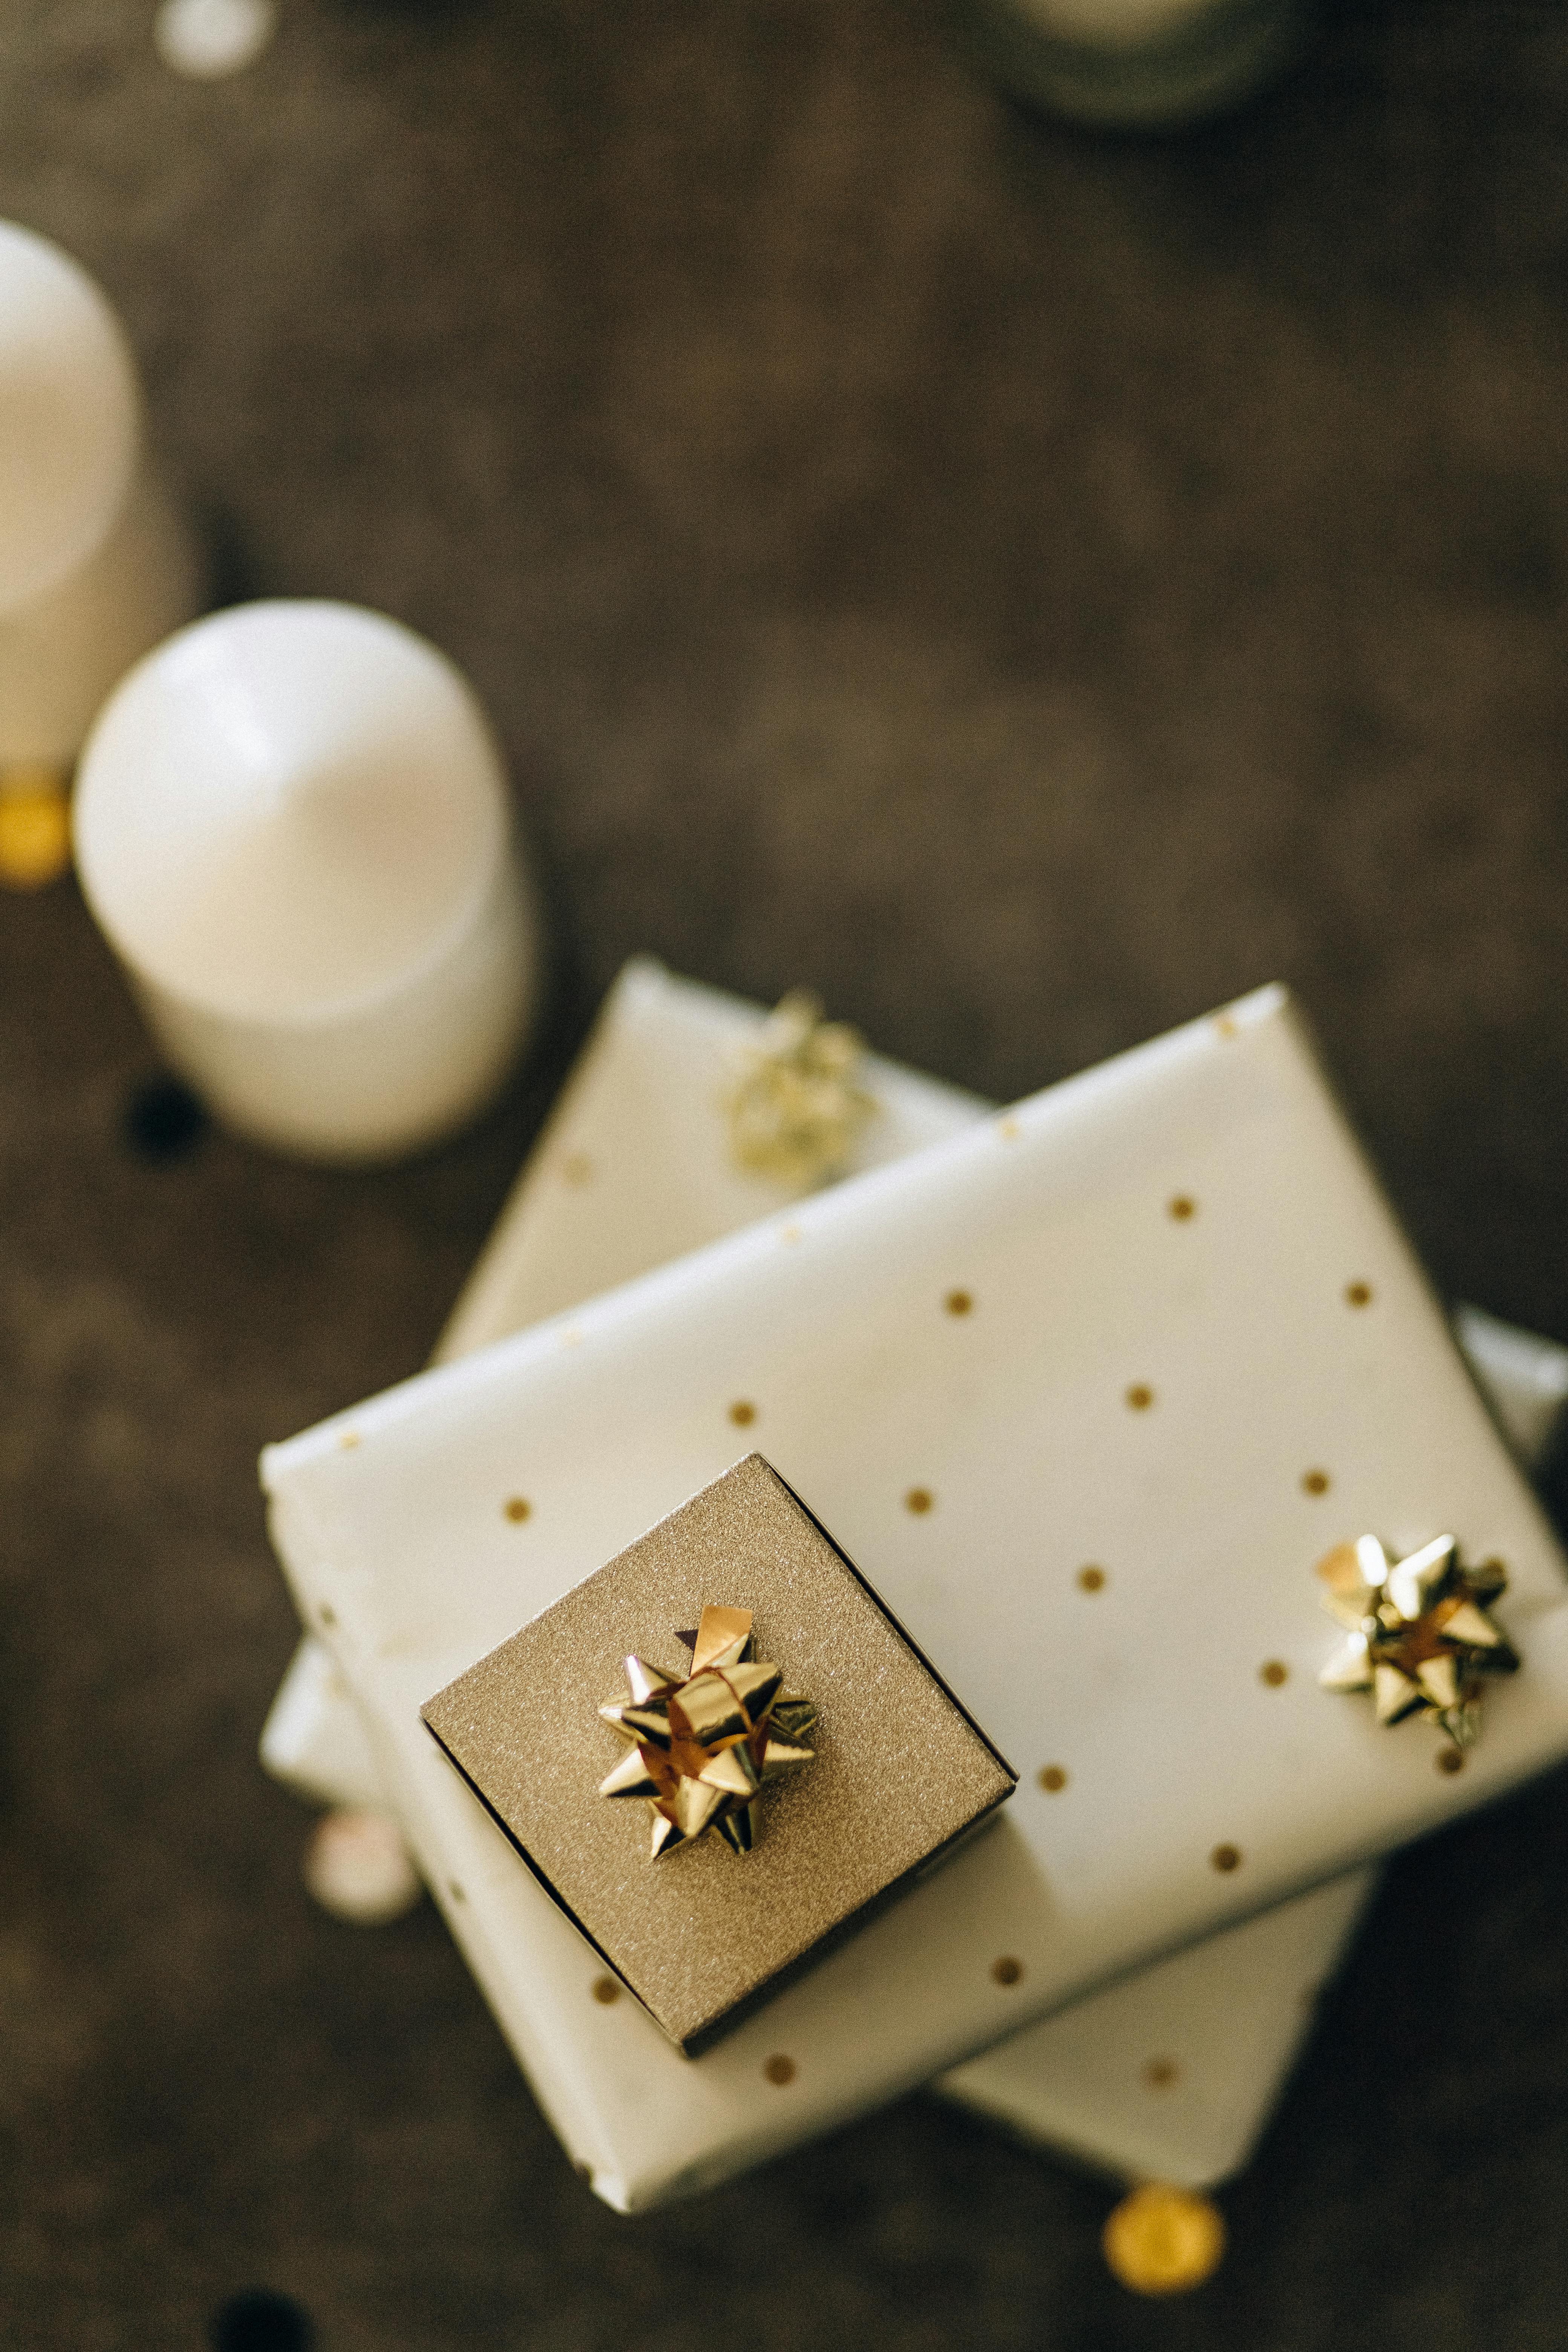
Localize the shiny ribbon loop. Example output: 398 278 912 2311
599 1605 818 1857
1318 1533 1519 1750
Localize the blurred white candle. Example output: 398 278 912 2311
966 0 1308 127
0 219 199 766
74 600 542 1163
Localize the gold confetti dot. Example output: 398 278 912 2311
1143 2056 1179 2090
905 1487 934 1515
991 1956 1023 1986
1038 1765 1068 1792
1102 2183 1226 2296
1211 1843 1242 1873
1125 1384 1154 1411
945 1289 973 1316
779 1223 802 1246
338 1430 361 1451
1167 1196 1196 1222
0 775 71 891
1215 1015 1239 1041
1345 1281 1373 1308
447 1882 466 1903
318 1604 337 1628
763 2053 796 2086
504 1496 531 1523
998 1117 1022 1141
729 1401 757 1427
1260 1660 1289 1688
1077 1564 1107 1593
1302 1468 1330 1496
561 1152 593 1187
591 1975 621 2005
1437 1747 1465 1776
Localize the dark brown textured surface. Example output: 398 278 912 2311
3 2 1568 2345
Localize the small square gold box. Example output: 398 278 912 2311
421 1454 1016 2052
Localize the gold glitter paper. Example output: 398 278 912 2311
722 989 876 1185
1317 1533 1519 1750
421 1454 1016 2053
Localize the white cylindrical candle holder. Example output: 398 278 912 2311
0 219 201 767
963 0 1309 128
74 600 543 1164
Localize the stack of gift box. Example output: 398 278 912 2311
7 156 1561 2281
260 959 1568 2221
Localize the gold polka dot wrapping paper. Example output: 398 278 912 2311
263 980 1568 2211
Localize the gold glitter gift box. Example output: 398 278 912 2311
421 1453 1016 2053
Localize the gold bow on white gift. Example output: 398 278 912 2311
723 990 876 1187
1317 1534 1518 1751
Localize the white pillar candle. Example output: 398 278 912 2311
0 219 200 766
965 0 1308 127
74 600 543 1164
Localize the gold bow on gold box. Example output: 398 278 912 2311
598 1605 817 1857
421 1455 1016 2052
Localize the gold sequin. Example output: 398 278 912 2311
0 769 71 891
1167 1196 1195 1222
998 1118 1021 1142
1345 1281 1373 1307
1210 1843 1242 1873
591 1975 621 2005
1302 1469 1330 1496
1143 2056 1179 2089
904 1487 934 1515
945 1289 973 1316
991 1955 1023 1986
318 1604 337 1628
763 2053 796 2085
1125 1384 1154 1411
1077 1565 1106 1593
1260 1660 1288 1688
504 1496 532 1524
1038 1765 1067 1792
729 1401 757 1427
1437 1746 1465 1776
1102 2183 1226 2296
337 1430 361 1451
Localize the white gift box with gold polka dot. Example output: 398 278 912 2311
262 963 1568 2187
261 970 1568 2210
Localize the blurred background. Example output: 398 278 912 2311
3 3 1568 2346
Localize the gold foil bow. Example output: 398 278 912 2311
597 1605 818 1857
723 989 877 1186
1317 1534 1519 1750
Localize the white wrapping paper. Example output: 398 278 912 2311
262 966 1568 2204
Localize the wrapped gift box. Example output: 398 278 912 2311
423 1456 1016 2051
261 966 1568 2206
